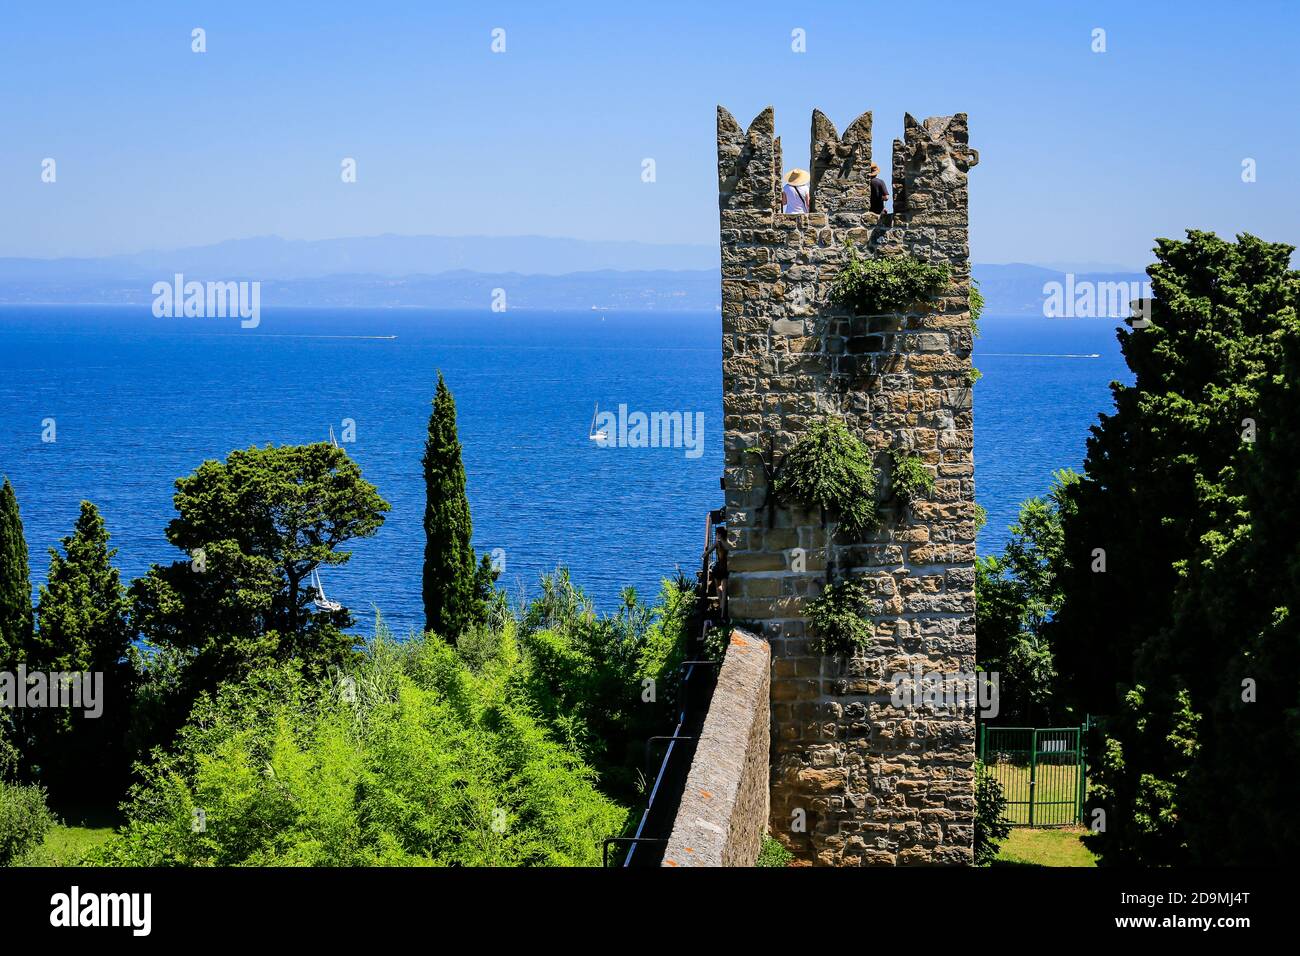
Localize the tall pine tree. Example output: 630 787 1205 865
422 373 480 641
0 478 32 671
1051 231 1300 864
131 443 389 696
29 501 134 801
33 502 132 673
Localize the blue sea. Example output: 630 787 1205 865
0 306 1131 633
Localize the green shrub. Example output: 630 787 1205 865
85 565 699 868
890 451 935 511
89 624 626 867
773 419 879 536
517 571 694 802
702 622 730 663
975 760 1011 865
757 834 794 867
0 718 18 781
455 621 508 674
0 780 57 866
807 578 876 656
830 245 950 316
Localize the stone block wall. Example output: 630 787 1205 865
717 105 978 866
662 629 771 867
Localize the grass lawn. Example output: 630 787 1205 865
984 761 1083 826
24 803 118 866
993 827 1099 867
35 823 115 865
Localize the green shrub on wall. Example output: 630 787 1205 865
830 243 951 316
890 450 936 511
773 418 879 536
968 279 984 384
807 577 876 656
757 834 794 867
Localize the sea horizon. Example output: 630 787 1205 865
0 304 1131 632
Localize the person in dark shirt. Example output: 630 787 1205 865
868 162 889 216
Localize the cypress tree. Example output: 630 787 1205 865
422 373 478 641
30 501 134 799
0 478 32 670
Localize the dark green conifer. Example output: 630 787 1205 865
30 502 134 798
422 373 480 641
0 478 32 670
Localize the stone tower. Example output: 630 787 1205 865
717 105 978 865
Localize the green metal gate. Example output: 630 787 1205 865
979 724 1088 826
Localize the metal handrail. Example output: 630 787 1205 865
613 654 724 867
645 735 696 775
603 836 666 868
604 507 730 868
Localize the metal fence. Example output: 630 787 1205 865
601 508 728 867
979 723 1088 827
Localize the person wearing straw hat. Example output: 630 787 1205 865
868 161 889 216
782 168 810 213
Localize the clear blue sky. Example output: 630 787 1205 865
2 0 1297 268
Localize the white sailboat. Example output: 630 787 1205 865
589 402 609 442
310 567 343 613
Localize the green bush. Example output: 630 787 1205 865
0 718 18 781
968 279 984 384
889 451 935 511
975 760 1011 866
81 565 698 867
773 418 879 536
517 571 694 802
0 780 57 866
757 834 794 867
455 620 510 675
89 623 625 867
702 622 730 663
807 578 876 656
830 245 950 316
976 470 1075 725
969 278 984 336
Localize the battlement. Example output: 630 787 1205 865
718 106 977 229
716 104 978 867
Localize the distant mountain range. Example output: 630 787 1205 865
0 234 719 280
0 235 1147 314
971 263 1149 316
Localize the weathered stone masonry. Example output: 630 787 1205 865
718 105 978 865
661 629 770 868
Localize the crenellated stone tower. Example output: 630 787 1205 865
717 105 978 865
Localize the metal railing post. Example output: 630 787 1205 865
1028 728 1038 827
1077 721 1087 825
